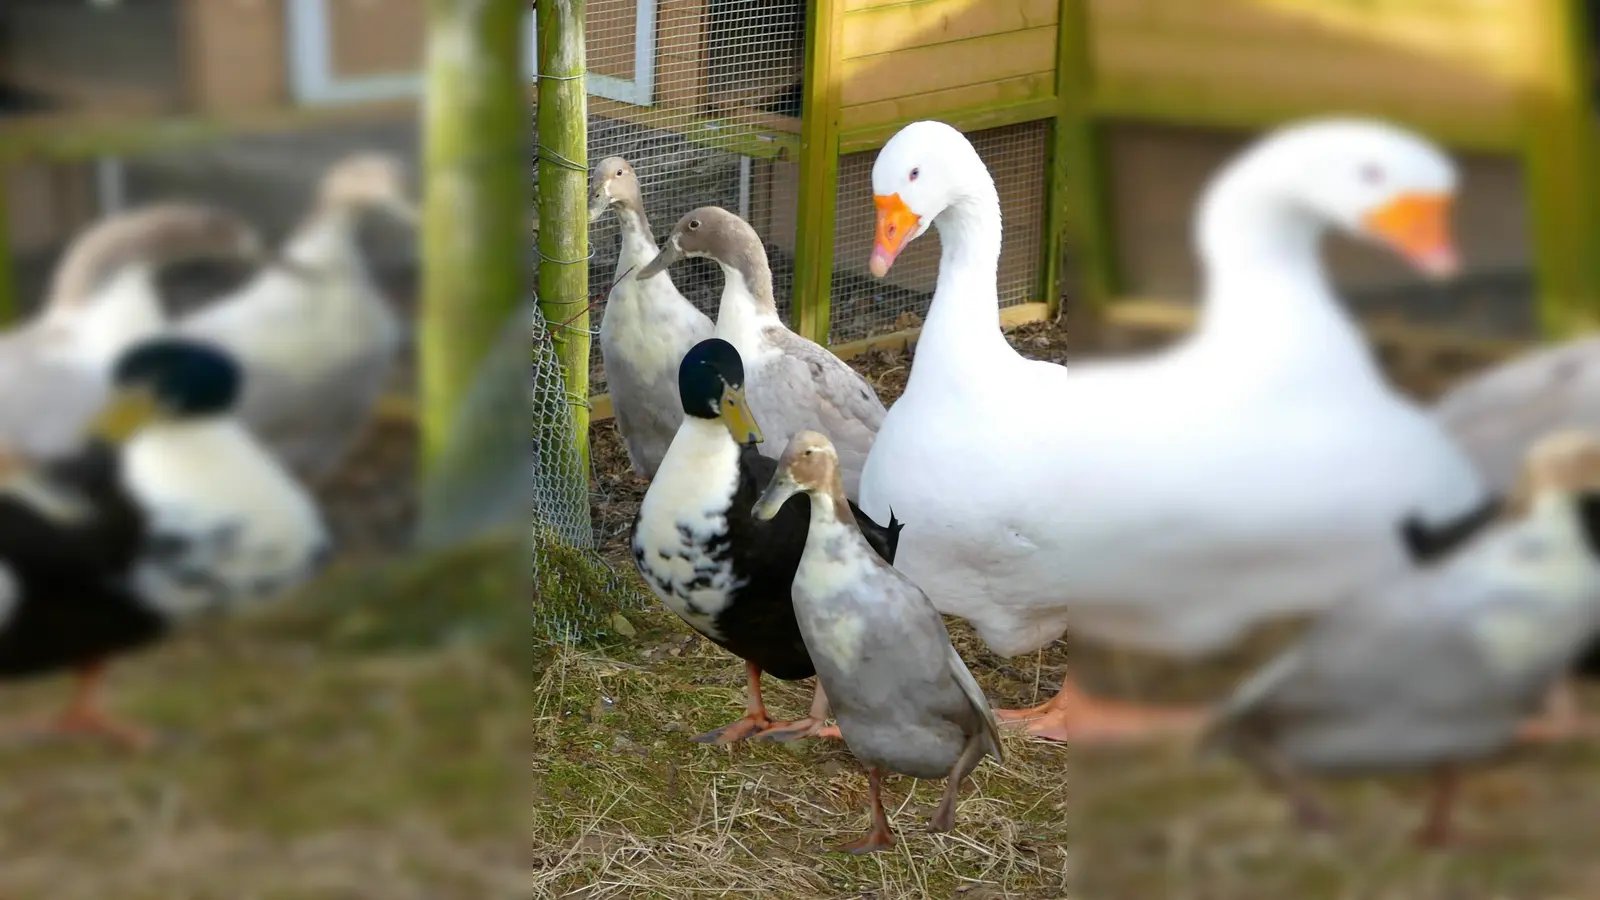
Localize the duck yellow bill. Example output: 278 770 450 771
88 389 159 443
752 474 799 521
1362 192 1459 279
870 193 921 278
719 385 763 446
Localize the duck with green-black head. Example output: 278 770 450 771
630 338 902 744
0 336 330 747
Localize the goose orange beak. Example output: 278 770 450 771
1362 192 1459 280
870 193 920 277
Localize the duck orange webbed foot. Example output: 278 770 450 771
832 766 896 854
752 683 842 742
691 711 773 744
5 661 157 751
996 682 1206 744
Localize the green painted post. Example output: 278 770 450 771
794 0 844 346
535 0 592 470
1048 0 1114 317
1523 0 1600 337
420 0 529 472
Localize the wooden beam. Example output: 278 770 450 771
1104 299 1530 363
839 96 1058 154
1521 0 1600 337
1053 0 1113 315
793 0 846 344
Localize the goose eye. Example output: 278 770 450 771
909 167 920 182
1360 164 1384 186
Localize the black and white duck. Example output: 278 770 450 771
0 336 331 746
630 338 901 743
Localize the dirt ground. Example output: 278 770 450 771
537 310 1600 900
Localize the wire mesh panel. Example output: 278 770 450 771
531 300 649 644
585 0 805 395
827 120 1049 343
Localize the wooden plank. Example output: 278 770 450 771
793 0 846 344
839 95 1056 153
0 94 435 162
1048 0 1114 314
1092 31 1522 129
840 26 1056 106
588 96 801 159
1104 298 1530 362
841 0 1057 59
1088 87 1522 154
180 0 288 114
839 72 1053 133
1087 0 1533 139
584 302 1056 422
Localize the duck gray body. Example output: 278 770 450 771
786 485 999 780
1208 490 1600 775
1432 336 1600 495
640 207 885 500
591 158 714 478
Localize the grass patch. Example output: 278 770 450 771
0 536 524 900
533 607 1071 899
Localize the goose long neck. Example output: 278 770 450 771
1190 178 1372 371
913 184 1013 377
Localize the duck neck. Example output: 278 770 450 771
61 266 168 363
912 186 1015 384
286 206 361 270
1191 181 1374 375
804 477 855 533
713 262 779 354
612 203 659 274
660 416 741 487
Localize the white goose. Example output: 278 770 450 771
588 156 713 478
855 118 1491 743
175 153 415 483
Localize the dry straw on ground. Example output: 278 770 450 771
536 313 1600 899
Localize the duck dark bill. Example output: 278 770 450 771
752 472 801 522
87 388 160 443
637 236 683 280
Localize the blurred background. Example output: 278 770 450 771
533 1 1600 899
2 2 526 897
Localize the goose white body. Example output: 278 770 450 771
856 120 1489 660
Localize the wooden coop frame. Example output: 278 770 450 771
580 0 1600 424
